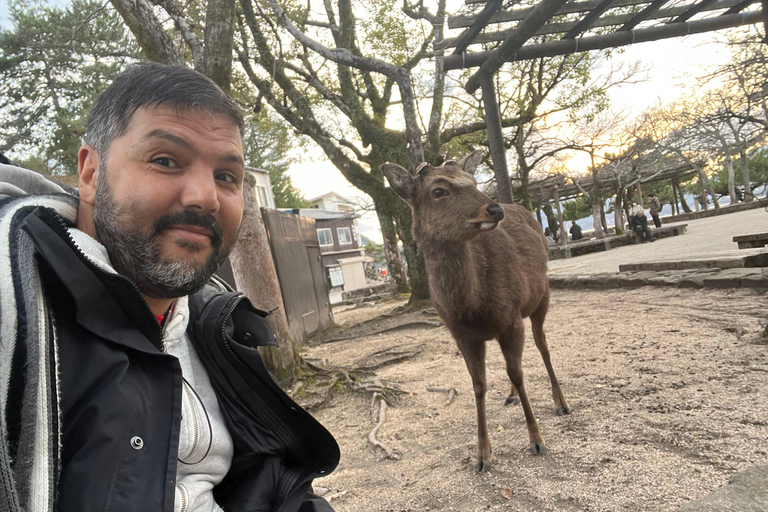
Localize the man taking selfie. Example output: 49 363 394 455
0 63 339 512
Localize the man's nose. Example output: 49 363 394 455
180 168 220 214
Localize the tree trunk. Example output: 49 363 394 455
202 0 236 93
675 180 691 213
671 180 679 215
698 170 719 209
376 203 409 293
590 168 604 239
109 0 185 65
394 204 430 302
600 202 608 234
542 203 559 242
230 172 301 380
727 156 736 204
614 187 625 235
739 150 753 201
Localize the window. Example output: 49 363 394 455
256 185 270 208
328 266 344 287
337 227 352 245
317 228 333 246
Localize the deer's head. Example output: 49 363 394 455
381 151 504 245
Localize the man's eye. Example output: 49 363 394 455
216 172 238 185
432 188 447 198
152 157 178 168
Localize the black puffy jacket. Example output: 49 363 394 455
22 206 339 512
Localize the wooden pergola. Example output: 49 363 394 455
441 0 766 206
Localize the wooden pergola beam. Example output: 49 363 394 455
444 10 761 70
448 0 649 29
672 0 719 22
618 0 671 31
464 0 570 93
562 0 619 38
440 0 746 49
724 0 760 13
452 0 505 55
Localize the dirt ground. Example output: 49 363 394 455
301 287 768 512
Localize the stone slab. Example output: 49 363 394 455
677 464 768 512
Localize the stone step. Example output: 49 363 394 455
619 247 768 272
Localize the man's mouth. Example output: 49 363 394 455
165 225 214 244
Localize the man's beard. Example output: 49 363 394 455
93 166 235 299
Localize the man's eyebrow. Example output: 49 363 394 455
144 129 193 150
221 154 245 167
143 129 245 167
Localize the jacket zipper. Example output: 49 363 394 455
177 483 188 512
215 295 304 510
180 380 201 461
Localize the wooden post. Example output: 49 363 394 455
480 74 513 204
635 174 643 208
536 206 543 227
554 186 566 247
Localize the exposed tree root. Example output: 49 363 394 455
427 386 458 405
320 322 440 344
368 394 401 460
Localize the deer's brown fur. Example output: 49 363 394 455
382 151 571 472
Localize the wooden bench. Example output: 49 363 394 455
549 224 688 260
733 232 768 249
628 224 688 244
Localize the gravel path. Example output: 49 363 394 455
306 288 768 512
548 208 767 276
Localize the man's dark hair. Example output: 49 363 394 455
84 63 244 161
648 193 655 197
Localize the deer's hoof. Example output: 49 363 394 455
529 443 547 455
475 459 491 472
504 396 520 406
555 405 572 416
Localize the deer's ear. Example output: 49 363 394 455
457 150 483 176
381 163 416 201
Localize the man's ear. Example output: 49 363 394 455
78 145 99 205
457 150 483 176
381 163 416 201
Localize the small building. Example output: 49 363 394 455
297 207 367 304
308 191 356 214
248 167 276 209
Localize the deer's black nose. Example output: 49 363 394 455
487 203 504 222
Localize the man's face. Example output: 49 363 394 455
91 106 245 299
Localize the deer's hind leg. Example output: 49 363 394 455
498 318 546 455
456 335 492 472
531 294 572 416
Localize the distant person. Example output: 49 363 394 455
648 193 662 228
629 208 655 243
735 187 743 202
569 221 583 241
544 226 556 245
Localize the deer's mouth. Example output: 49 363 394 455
473 221 499 231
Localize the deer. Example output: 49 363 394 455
381 151 571 472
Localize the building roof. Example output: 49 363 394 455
308 191 356 204
245 166 269 175
297 208 359 220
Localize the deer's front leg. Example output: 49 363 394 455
457 337 491 472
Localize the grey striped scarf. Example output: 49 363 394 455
1 164 79 511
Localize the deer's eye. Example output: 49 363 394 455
432 188 447 198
